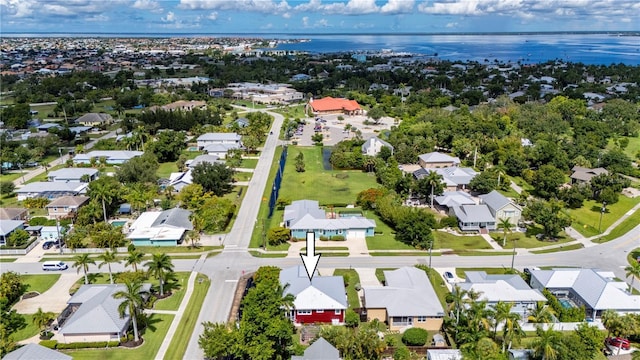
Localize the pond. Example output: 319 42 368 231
322 147 333 170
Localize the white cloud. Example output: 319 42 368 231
178 0 291 15
86 14 109 21
162 11 176 22
132 0 161 11
302 16 309 27
380 0 415 14
43 4 77 16
320 0 379 15
0 0 37 17
207 11 218 20
445 22 458 28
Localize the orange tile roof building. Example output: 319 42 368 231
307 97 363 115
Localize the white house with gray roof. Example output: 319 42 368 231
530 268 640 319
452 204 496 233
196 132 242 150
414 167 477 192
458 271 546 317
73 150 143 165
280 266 347 325
434 191 476 213
292 338 341 360
202 143 242 158
361 136 393 156
57 283 151 343
284 200 375 240
127 208 193 246
15 182 88 201
0 220 25 246
479 190 522 226
47 168 98 183
364 267 445 331
3 343 71 360
418 152 461 169
186 154 222 168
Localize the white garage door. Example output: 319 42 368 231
347 230 366 239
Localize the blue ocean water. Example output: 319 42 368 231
273 33 640 65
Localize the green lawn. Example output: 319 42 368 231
569 196 640 238
607 135 640 160
272 104 307 120
627 248 640 267
60 313 173 360
433 231 491 250
153 272 190 311
21 274 60 294
491 229 571 249
250 146 283 248
136 245 219 254
531 243 584 254
332 269 361 308
13 314 39 341
156 162 178 179
365 211 411 250
594 213 640 243
280 146 378 205
163 274 210 360
454 267 514 279
375 268 395 283
234 171 252 181
0 171 24 183
248 251 288 258
25 165 65 184
240 158 258 168
0 257 16 262
420 266 450 309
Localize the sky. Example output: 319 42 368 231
1 0 639 34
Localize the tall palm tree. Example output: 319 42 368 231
532 326 563 360
601 309 619 338
624 262 640 294
448 285 468 325
424 171 443 208
91 181 113 223
145 253 174 296
97 250 120 284
498 218 513 247
72 253 96 285
32 307 55 336
125 248 145 272
113 278 149 342
529 301 555 323
501 310 524 352
492 301 512 339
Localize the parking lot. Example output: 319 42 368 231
290 114 395 146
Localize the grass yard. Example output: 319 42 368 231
240 158 258 168
280 146 378 205
531 243 584 254
594 214 640 243
248 251 287 258
60 313 173 360
607 135 640 160
156 162 178 179
136 245 220 254
234 171 252 181
454 267 514 279
250 146 283 248
21 274 60 294
0 171 24 183
569 196 640 238
333 269 361 309
365 211 412 250
13 314 39 341
420 266 450 309
153 272 191 311
375 268 395 283
163 274 210 360
433 231 491 250
0 257 16 262
491 229 571 249
272 104 307 120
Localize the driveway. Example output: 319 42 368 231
13 273 80 314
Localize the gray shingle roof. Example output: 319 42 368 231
48 168 98 180
46 196 90 208
187 154 221 168
279 266 348 309
291 338 341 360
479 190 516 213
453 204 495 223
3 343 72 360
76 112 112 124
284 200 325 224
15 182 87 194
197 132 241 141
361 136 393 152
434 191 476 208
151 208 193 230
418 152 460 165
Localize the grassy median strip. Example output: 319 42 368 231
531 243 584 254
593 214 640 243
248 250 288 258
163 274 211 360
0 257 16 262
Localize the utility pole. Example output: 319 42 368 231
598 201 607 233
510 237 517 271
56 216 63 255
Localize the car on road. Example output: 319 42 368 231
42 261 68 271
606 337 630 350
443 271 455 283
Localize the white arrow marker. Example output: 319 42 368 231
300 231 321 282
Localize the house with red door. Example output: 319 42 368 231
279 266 348 325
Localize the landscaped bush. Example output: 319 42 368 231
330 235 345 241
345 309 360 327
55 340 120 349
542 289 586 322
39 340 57 349
401 327 429 346
319 236 329 241
439 216 459 229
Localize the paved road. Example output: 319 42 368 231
12 129 118 186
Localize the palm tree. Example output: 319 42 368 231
501 310 524 352
97 250 120 284
529 302 555 323
424 171 443 208
498 218 513 247
532 326 563 360
448 285 468 325
91 181 114 223
145 253 174 296
125 248 145 272
624 262 640 294
32 307 55 336
113 278 149 343
492 301 512 339
188 213 204 249
601 309 619 338
72 253 96 285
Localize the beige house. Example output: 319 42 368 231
363 267 444 331
76 113 113 127
479 190 522 226
46 196 89 219
0 207 28 221
418 152 461 169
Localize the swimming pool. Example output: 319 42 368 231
111 220 127 227
559 299 574 309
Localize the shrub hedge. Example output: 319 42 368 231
39 340 120 349
402 328 429 346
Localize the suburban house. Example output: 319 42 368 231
57 283 151 343
427 349 463 360
202 143 242 158
0 207 28 220
196 132 242 150
452 204 496 233
279 266 347 325
168 170 193 192
41 225 66 241
186 154 222 169
47 168 99 183
530 268 640 319
15 182 88 201
45 196 90 219
307 97 363 116
0 220 25 246
73 150 143 165
418 152 461 169
413 167 478 191
148 100 207 112
479 190 522 226
284 200 376 240
434 191 476 214
227 117 250 129
75 113 113 127
3 343 72 360
457 271 547 317
570 166 608 184
363 267 445 331
127 208 193 246
361 136 394 156
292 338 341 360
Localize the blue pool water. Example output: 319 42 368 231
559 299 574 309
111 221 127 227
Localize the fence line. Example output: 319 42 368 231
268 145 288 218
